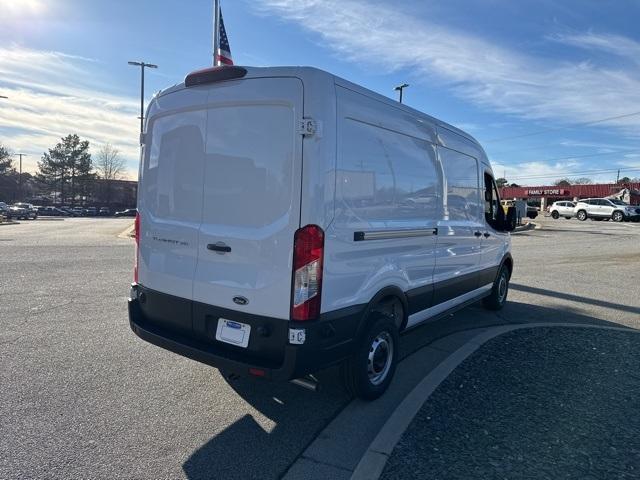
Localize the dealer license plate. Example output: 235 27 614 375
216 318 251 348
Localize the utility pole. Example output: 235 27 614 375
127 61 158 140
15 153 27 201
616 169 620 184
394 83 409 104
213 0 221 66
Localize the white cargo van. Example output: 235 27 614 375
129 66 516 399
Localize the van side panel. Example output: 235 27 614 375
323 86 440 314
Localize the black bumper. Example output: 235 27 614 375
128 285 364 380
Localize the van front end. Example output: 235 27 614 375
128 283 364 381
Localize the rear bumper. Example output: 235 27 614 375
128 284 364 380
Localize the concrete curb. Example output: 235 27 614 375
117 223 135 239
350 322 638 480
511 221 536 234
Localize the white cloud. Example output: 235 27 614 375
256 1 640 137
0 46 140 177
549 32 640 63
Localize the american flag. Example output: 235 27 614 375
217 10 233 66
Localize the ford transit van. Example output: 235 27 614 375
129 66 516 399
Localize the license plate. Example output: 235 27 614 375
216 318 251 348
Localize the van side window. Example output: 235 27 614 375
338 119 440 223
439 148 481 222
483 172 501 228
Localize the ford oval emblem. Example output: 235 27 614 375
233 296 249 306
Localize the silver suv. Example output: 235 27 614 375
549 201 576 219
574 198 640 222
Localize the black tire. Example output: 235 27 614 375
612 211 624 222
342 314 399 400
577 210 587 221
483 264 510 311
551 211 559 219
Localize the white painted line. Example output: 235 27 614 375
350 322 639 480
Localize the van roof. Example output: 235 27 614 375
156 65 482 152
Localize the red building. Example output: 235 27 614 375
500 182 640 210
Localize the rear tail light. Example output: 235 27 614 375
291 225 324 321
134 212 140 283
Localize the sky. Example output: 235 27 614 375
0 0 639 185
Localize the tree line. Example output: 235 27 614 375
0 134 132 207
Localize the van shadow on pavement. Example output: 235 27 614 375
182 299 633 480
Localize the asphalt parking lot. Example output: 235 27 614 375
1 216 639 479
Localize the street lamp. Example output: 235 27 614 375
14 153 27 201
394 83 409 104
127 61 158 140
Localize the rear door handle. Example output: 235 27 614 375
474 231 482 237
483 232 491 238
207 243 231 253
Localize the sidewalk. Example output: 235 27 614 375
379 327 640 479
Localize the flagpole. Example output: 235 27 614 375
213 0 220 66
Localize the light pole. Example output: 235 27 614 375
394 83 409 104
127 61 158 140
14 153 27 201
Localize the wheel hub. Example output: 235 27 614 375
368 332 393 386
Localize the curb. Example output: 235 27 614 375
117 223 135 239
350 322 638 480
511 221 536 234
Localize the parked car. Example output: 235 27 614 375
13 203 38 220
128 65 517 400
574 198 640 222
86 207 98 216
115 208 137 217
0 202 9 217
8 205 29 220
99 207 111 216
71 207 87 217
549 201 576 219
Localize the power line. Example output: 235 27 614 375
508 167 640 181
484 110 640 143
494 149 640 165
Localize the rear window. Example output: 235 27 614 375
202 104 296 228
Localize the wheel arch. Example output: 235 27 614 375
355 286 409 339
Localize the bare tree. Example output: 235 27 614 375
572 177 593 185
95 143 127 206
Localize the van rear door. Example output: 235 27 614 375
192 77 304 320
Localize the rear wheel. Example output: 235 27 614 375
483 264 510 311
551 211 559 219
612 211 624 222
577 210 587 221
342 314 399 400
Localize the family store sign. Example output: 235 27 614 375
525 188 567 196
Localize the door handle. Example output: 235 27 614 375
483 232 491 238
207 243 231 253
474 231 482 237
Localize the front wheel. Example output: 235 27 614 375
483 264 510 311
342 315 399 400
577 210 587 221
612 211 624 222
551 211 559 219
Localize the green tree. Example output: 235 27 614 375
0 144 14 175
618 176 631 184
38 134 94 205
496 177 508 188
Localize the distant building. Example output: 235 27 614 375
501 182 640 210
